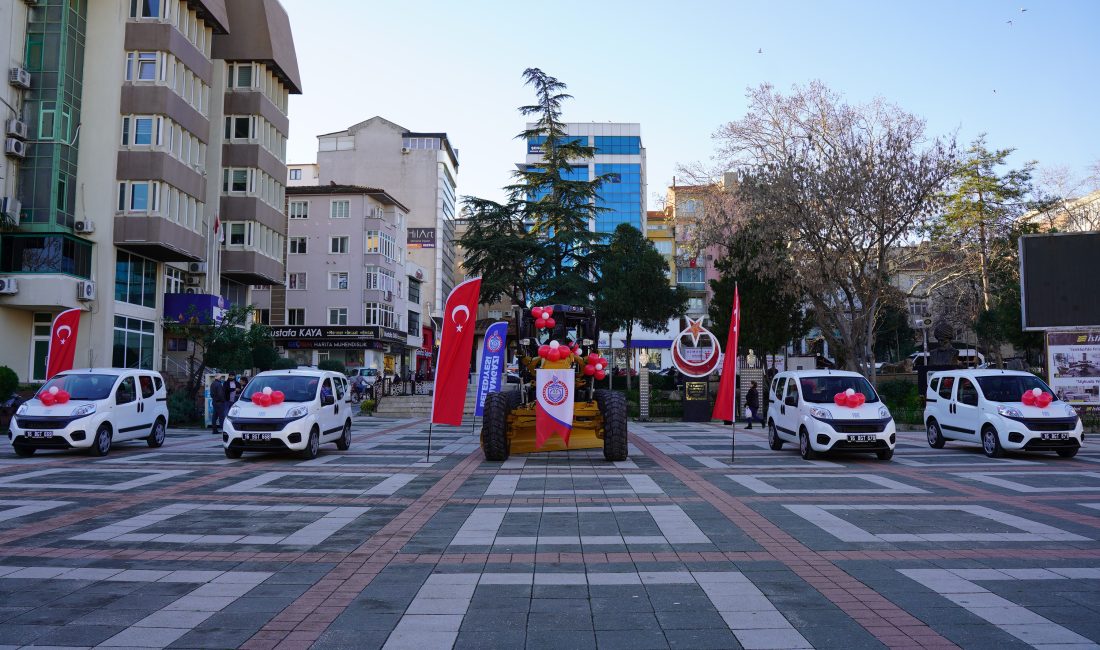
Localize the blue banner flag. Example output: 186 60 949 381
475 321 508 416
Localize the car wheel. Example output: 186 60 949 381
224 446 243 459
876 449 894 461
799 428 816 460
13 444 35 457
146 418 166 448
599 391 629 462
926 420 946 449
1057 447 1079 458
981 426 1003 458
768 421 783 451
90 424 112 457
335 420 352 451
480 392 511 462
300 427 320 460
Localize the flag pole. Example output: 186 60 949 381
730 283 739 464
426 422 432 463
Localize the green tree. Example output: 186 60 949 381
162 305 276 399
872 287 917 363
457 197 547 307
595 224 687 390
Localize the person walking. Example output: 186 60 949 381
211 375 229 434
745 381 760 430
227 375 240 403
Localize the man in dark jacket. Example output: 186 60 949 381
211 375 229 434
745 381 760 430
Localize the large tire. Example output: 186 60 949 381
481 392 511 461
768 420 783 451
600 392 629 462
593 389 610 413
981 425 1004 458
799 427 816 460
224 446 243 459
1057 447 1079 458
13 444 35 457
90 424 112 457
147 418 166 448
335 420 352 451
926 419 946 449
300 427 320 460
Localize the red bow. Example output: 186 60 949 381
833 391 866 408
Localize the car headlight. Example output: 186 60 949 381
228 406 240 418
71 403 96 417
16 403 28 415
809 407 833 420
878 406 890 419
997 405 1023 418
1063 404 1079 418
286 405 309 419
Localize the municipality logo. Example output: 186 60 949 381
487 332 503 353
542 377 569 406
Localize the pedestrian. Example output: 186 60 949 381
211 375 228 434
227 375 240 403
745 381 760 430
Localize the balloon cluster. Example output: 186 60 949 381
531 306 556 330
251 386 285 407
39 385 70 406
833 388 866 408
582 353 609 381
538 340 572 362
1021 387 1052 407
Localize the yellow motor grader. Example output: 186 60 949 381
479 304 628 462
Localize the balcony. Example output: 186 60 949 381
114 215 206 262
221 249 284 285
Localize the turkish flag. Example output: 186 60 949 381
430 277 482 425
46 308 83 380
712 285 739 421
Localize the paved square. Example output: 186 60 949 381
953 470 1100 493
0 499 71 523
450 505 712 547
726 472 926 494
217 470 417 496
0 467 191 491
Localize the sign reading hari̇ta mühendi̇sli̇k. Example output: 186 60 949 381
670 317 723 377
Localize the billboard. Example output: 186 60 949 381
1047 330 1100 408
407 228 436 249
1020 233 1100 330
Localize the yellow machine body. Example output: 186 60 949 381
504 399 605 454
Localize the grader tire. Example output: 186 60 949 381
600 391 629 462
481 392 511 461
593 389 610 413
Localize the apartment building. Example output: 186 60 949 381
286 161 317 186
0 0 300 381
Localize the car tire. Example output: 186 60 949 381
876 449 894 461
481 392 511 461
335 420 352 451
1057 447 1079 458
300 427 320 460
799 427 816 460
768 421 783 451
146 418 166 448
224 446 243 459
90 424 112 457
13 444 35 457
981 425 1004 458
926 420 946 449
600 391 629 462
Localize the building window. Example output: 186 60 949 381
364 302 396 329
328 307 347 325
166 337 188 352
112 316 155 369
117 181 161 214
227 62 254 88
288 201 308 219
222 168 251 193
287 272 306 290
114 251 157 308
330 200 350 219
124 51 161 82
408 311 420 336
653 240 672 255
165 266 184 294
121 116 161 146
289 168 302 181
129 0 162 18
365 266 396 292
328 272 348 290
364 231 396 260
228 223 246 246
329 236 349 254
253 309 270 325
408 279 421 304
224 115 255 140
288 237 307 254
676 267 706 291
287 308 305 325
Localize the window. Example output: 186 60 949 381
364 231 396 260
653 241 673 255
130 0 162 18
328 307 347 325
132 117 154 145
364 302 396 329
235 63 252 87
957 378 979 406
289 168 302 181
116 377 137 404
784 378 799 405
130 51 158 81
938 376 955 400
115 251 157 308
224 115 253 140
222 168 250 193
328 272 348 290
139 375 155 399
166 337 188 352
112 316 155 369
408 311 420 335
164 266 184 294
365 266 396 292
228 223 246 246
253 309 270 325
676 267 706 290
287 272 306 290
408 279 421 304
329 236 349 254
289 201 308 219
117 181 160 214
330 200 350 219
287 308 305 325
288 237 307 254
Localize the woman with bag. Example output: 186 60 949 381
745 381 760 430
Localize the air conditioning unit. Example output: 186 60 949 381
0 196 20 224
185 287 197 294
400 147 411 154
188 261 207 274
5 138 26 158
185 275 201 286
0 278 17 294
5 118 28 140
74 219 95 234
8 67 31 90
77 280 96 301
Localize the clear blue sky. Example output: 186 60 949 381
281 0 1100 207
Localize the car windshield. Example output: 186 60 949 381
976 375 1054 403
37 374 117 401
241 376 319 403
799 376 880 403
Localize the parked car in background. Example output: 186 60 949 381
910 349 986 368
347 368 380 386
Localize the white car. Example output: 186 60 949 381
924 369 1083 458
9 368 169 457
766 370 897 460
223 369 352 459
348 368 380 386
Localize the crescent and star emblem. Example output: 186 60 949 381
451 305 470 332
670 318 722 377
56 325 72 345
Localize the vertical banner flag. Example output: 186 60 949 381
46 308 83 380
712 285 740 421
430 277 482 425
535 368 574 449
475 321 508 416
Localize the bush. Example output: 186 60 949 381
360 399 376 415
317 359 347 374
877 379 922 411
167 391 198 425
0 366 17 397
272 357 297 370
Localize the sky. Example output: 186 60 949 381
280 0 1100 207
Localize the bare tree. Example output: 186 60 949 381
1030 163 1100 232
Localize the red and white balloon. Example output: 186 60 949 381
531 306 556 330
1021 387 1053 407
39 385 71 406
832 388 866 408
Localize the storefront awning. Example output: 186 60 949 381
629 339 673 349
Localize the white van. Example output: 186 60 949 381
924 369 1083 458
223 369 352 459
9 368 169 457
767 370 897 460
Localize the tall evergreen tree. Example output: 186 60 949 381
458 197 546 307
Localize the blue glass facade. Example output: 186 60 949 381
527 135 589 154
594 136 641 155
595 163 642 233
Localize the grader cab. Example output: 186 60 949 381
479 304 628 462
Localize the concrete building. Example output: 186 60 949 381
0 0 300 382
311 116 459 328
286 161 317 186
666 182 723 320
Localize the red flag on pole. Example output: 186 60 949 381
46 308 83 380
712 285 740 421
430 277 482 425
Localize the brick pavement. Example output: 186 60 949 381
0 417 1099 649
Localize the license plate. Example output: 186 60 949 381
1041 432 1069 441
243 432 270 442
847 434 876 443
25 430 53 439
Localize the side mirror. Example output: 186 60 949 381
321 394 335 406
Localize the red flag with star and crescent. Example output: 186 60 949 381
712 285 740 421
430 277 482 425
46 308 83 380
